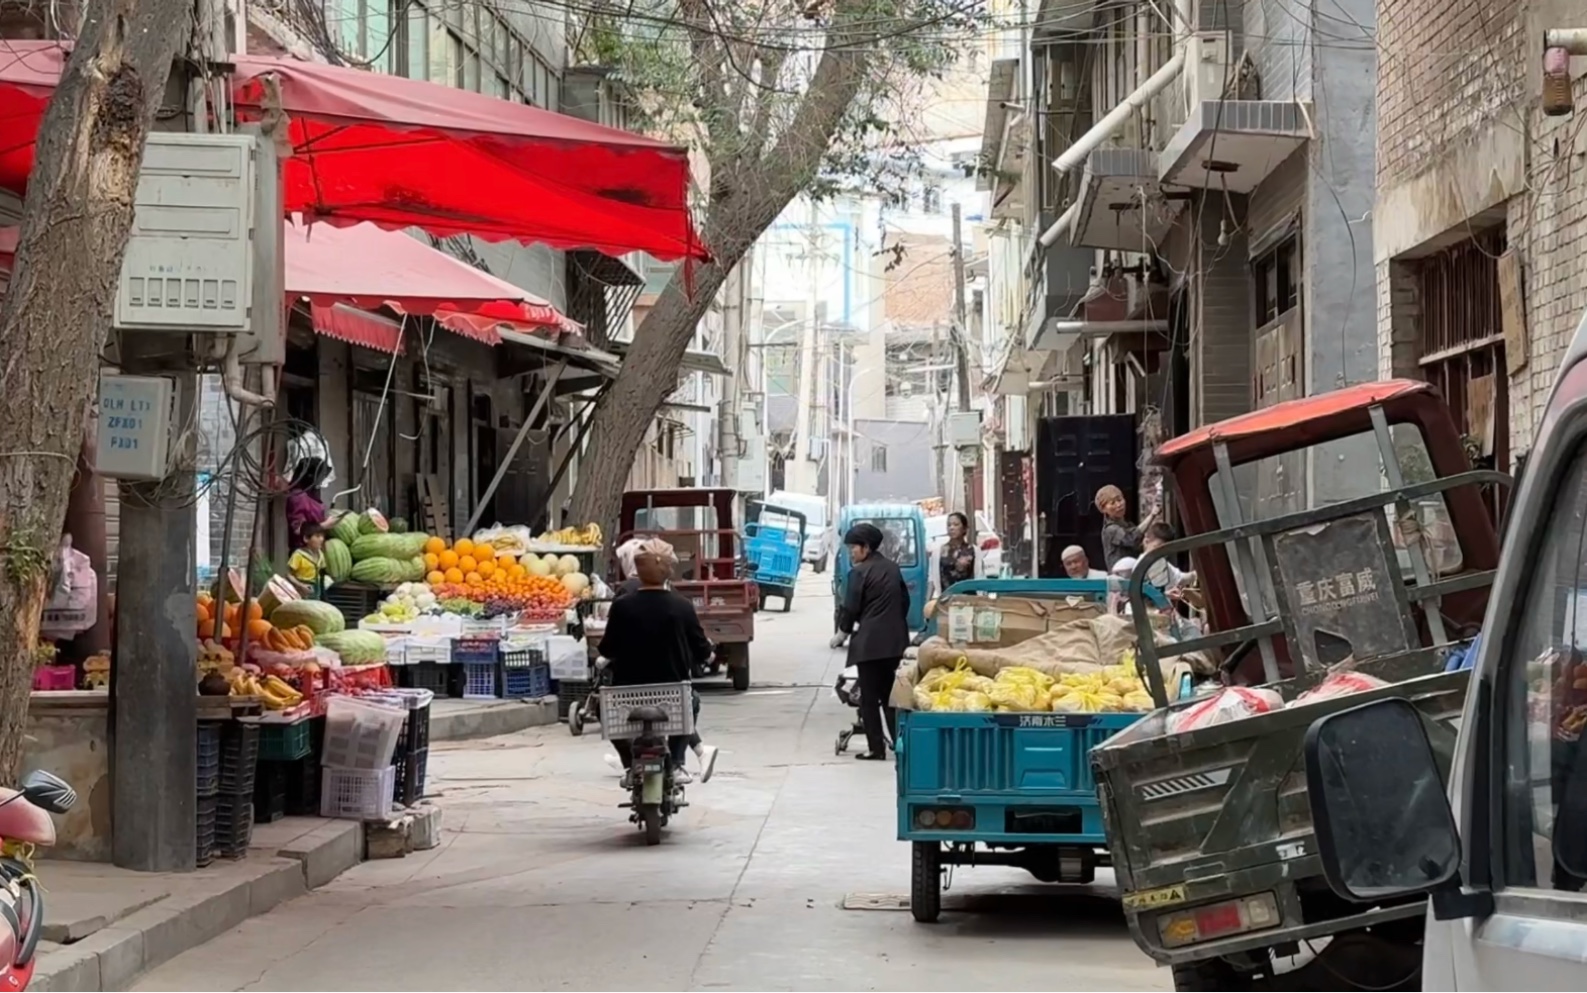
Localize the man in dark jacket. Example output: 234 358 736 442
837 522 911 760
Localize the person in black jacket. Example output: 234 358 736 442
837 522 911 761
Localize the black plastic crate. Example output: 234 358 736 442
557 679 592 720
322 582 384 631
196 723 222 798
253 766 287 824
395 703 431 755
196 796 218 867
397 661 454 697
392 747 429 806
502 660 550 700
219 722 260 795
215 795 253 858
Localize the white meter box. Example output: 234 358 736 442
115 133 256 334
97 374 175 481
948 410 982 449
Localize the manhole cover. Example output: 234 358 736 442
841 893 910 911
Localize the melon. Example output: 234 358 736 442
358 508 390 534
315 630 388 665
351 557 408 585
323 538 353 582
351 533 413 561
330 511 362 546
389 517 410 534
268 599 346 635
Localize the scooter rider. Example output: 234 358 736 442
598 538 718 783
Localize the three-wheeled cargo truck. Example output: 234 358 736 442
1094 380 1511 990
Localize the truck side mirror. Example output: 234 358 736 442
1305 697 1462 902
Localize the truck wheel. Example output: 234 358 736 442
731 659 751 691
1284 931 1421 991
910 842 942 923
813 555 827 574
1170 960 1250 990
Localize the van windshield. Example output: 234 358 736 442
853 518 918 567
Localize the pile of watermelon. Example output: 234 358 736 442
322 509 433 587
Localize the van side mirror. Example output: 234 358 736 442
1305 697 1462 901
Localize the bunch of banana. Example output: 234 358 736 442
257 675 304 711
537 523 604 547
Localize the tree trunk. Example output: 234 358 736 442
568 259 731 540
0 0 191 780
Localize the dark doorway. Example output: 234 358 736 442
1036 414 1139 575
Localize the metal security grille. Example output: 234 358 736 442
1416 227 1509 523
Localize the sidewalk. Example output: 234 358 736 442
33 696 558 992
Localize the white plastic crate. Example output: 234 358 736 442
321 695 407 770
404 637 451 665
383 636 409 666
599 682 694 741
460 617 509 638
320 765 396 820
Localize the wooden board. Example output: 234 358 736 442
1498 249 1528 377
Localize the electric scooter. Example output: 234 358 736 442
621 706 686 846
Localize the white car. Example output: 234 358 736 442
923 511 1003 583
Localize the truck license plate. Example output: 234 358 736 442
1121 883 1187 911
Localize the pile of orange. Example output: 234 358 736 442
421 536 573 608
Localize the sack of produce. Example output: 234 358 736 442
1168 686 1284 733
1291 669 1390 707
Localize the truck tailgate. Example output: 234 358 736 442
1091 669 1465 950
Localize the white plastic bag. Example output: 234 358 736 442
1168 686 1284 734
41 536 97 638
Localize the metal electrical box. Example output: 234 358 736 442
948 410 983 448
114 133 256 334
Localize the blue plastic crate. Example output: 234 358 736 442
461 660 500 699
451 637 500 665
502 660 550 699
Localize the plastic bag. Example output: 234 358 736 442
1292 671 1390 707
41 536 96 638
1168 687 1284 733
988 681 1038 711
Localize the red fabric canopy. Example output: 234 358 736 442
0 41 706 262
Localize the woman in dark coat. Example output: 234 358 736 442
837 522 911 761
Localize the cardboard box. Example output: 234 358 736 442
942 593 1104 649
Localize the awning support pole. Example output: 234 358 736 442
542 384 611 528
464 360 565 536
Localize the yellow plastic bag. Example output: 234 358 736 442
988 681 1039 711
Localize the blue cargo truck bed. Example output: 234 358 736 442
896 707 1141 922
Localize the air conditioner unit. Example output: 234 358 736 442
1184 31 1232 110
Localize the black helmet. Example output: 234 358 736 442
843 523 884 551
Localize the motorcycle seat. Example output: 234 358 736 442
627 706 669 725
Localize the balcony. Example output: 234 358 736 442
1159 100 1309 193
1070 148 1179 251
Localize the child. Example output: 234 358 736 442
288 524 329 598
1141 521 1196 592
1094 484 1158 569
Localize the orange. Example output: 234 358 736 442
427 570 446 585
496 553 516 568
477 559 496 577
444 566 465 583
439 550 460 570
424 536 446 555
424 552 440 570
509 564 526 579
455 538 475 558
245 600 265 622
465 572 483 585
459 555 478 573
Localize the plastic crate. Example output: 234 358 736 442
397 660 454 697
215 794 253 858
404 637 451 665
219 722 260 795
196 723 222 798
461 661 500 699
257 756 321 817
599 682 693 741
392 747 428 806
252 766 288 824
32 665 77 691
451 637 500 665
395 702 431 755
383 636 409 667
501 660 550 699
322 583 384 631
320 765 396 821
557 679 592 719
196 796 218 867
257 719 314 761
322 696 407 770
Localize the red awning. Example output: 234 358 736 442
0 42 706 262
0 219 582 345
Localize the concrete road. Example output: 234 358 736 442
134 569 1167 991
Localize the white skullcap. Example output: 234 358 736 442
1061 545 1087 560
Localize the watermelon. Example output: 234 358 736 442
350 557 407 585
316 630 388 665
389 517 410 534
323 538 353 582
358 508 390 535
350 533 414 561
269 599 346 635
330 511 362 546
407 555 428 581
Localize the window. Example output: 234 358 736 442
463 51 480 91
855 518 918 567
404 2 428 78
870 443 888 473
1501 442 1587 891
922 185 942 215
1254 237 1300 325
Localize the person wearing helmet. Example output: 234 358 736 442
836 522 910 761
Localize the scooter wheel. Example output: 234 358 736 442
568 702 585 736
835 729 853 755
640 803 663 845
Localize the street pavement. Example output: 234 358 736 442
132 568 1168 991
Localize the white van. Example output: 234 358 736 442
764 490 831 571
1304 315 1587 991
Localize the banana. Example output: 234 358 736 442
263 675 303 703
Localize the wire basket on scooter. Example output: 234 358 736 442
599 682 694 741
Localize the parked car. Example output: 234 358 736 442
923 511 1002 582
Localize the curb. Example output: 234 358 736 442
429 697 557 742
32 821 365 992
